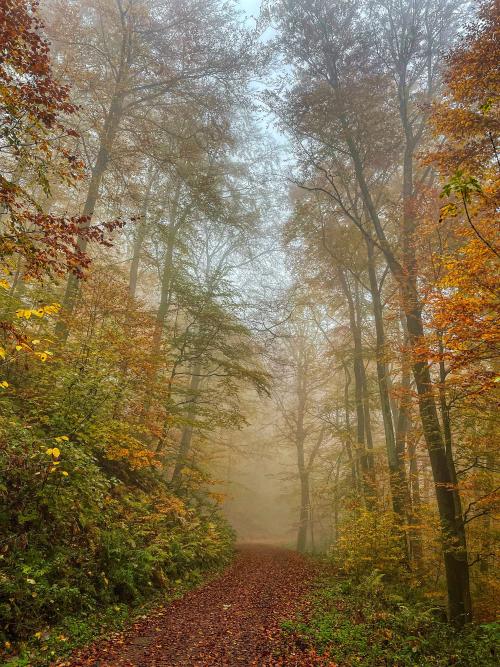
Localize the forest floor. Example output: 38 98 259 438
55 544 331 667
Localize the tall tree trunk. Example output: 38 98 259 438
402 134 470 621
171 361 202 486
141 220 178 420
396 313 423 567
151 226 176 358
128 220 147 301
342 362 359 492
404 289 471 623
366 238 409 524
437 333 462 519
329 74 472 621
408 430 423 566
151 185 182 359
332 455 341 544
128 168 157 301
309 479 316 553
364 177 470 622
354 283 375 488
337 269 374 505
295 344 310 552
56 89 125 340
297 470 310 553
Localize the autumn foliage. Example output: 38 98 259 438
0 0 122 280
0 0 499 664
0 1 259 661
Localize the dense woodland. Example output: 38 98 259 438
0 0 498 665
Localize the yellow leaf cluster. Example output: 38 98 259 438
46 447 61 458
15 303 61 319
35 350 53 362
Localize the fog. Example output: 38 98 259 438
2 2 492 649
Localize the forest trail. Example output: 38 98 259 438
57 545 327 667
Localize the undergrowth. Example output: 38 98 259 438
1 553 231 667
0 408 235 666
281 570 499 666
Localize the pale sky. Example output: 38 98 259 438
238 0 262 23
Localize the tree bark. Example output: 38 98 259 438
354 282 375 492
150 184 183 360
295 344 310 552
408 430 423 566
342 362 359 491
297 470 310 553
128 168 157 301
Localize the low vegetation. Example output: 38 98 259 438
283 572 499 666
0 395 234 663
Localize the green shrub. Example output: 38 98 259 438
0 411 234 651
330 508 407 581
282 573 499 666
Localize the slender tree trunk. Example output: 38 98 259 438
397 313 423 566
329 76 472 621
354 283 375 485
309 481 316 553
112 176 159 414
337 269 375 505
342 362 359 491
128 220 147 301
128 169 157 301
295 345 310 552
366 237 409 521
297 470 310 553
140 219 178 420
333 457 341 544
405 294 471 622
403 138 470 622
151 226 176 357
437 334 462 518
171 361 202 486
56 90 125 340
408 430 423 565
151 185 182 359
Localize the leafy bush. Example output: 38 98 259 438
330 507 407 580
0 409 234 653
0 279 236 660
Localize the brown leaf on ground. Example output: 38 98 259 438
55 544 336 667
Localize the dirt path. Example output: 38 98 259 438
57 545 329 667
